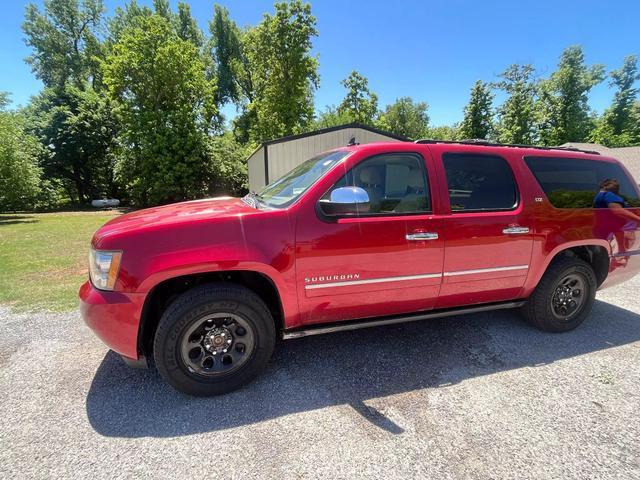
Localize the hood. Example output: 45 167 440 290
94 197 258 241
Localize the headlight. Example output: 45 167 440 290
89 249 122 291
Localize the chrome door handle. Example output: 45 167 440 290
406 232 439 241
503 226 530 235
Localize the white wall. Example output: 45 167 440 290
247 146 265 193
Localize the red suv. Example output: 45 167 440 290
80 141 640 395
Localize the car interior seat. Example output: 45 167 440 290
394 167 426 212
358 166 384 212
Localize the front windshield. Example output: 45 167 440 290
256 150 349 208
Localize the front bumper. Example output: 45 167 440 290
79 281 147 360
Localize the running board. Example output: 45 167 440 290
281 300 527 340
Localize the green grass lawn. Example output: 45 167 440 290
0 211 120 312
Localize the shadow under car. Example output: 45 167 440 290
86 299 640 437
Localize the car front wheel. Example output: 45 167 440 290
153 283 276 396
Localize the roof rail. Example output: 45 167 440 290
413 138 601 155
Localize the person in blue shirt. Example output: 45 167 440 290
593 179 628 208
593 179 640 224
593 179 640 264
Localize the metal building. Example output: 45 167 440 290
246 122 408 191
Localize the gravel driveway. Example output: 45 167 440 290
1 277 639 479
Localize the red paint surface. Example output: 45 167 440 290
80 142 640 359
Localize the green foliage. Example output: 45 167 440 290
242 0 319 141
590 56 640 147
211 1 318 142
0 96 42 212
26 83 119 203
207 133 251 195
337 71 379 124
103 14 218 205
209 5 244 105
108 0 153 43
312 105 356 129
175 2 204 48
425 125 460 141
459 80 494 140
0 92 10 109
546 190 595 209
543 189 640 209
495 64 537 144
631 102 640 145
153 0 171 20
608 55 639 133
378 97 429 139
23 0 105 88
537 46 605 145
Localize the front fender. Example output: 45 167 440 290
136 257 299 328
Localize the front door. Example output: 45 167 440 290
433 150 534 308
295 152 444 325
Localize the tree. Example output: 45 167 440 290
590 55 640 146
23 0 105 88
211 1 319 142
631 102 640 144
537 46 605 145
103 14 218 205
207 132 251 195
459 80 494 140
379 97 429 139
241 0 319 141
312 105 356 129
153 0 171 20
108 0 152 43
425 125 460 141
209 5 246 105
608 55 640 133
337 71 379 124
0 94 42 211
26 83 118 203
175 2 204 48
495 64 537 144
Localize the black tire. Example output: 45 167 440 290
522 256 597 332
153 283 276 396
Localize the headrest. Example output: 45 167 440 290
385 164 410 196
407 168 424 190
359 166 382 185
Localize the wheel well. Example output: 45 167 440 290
553 245 609 287
138 271 284 359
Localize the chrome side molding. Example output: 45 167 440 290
304 272 441 290
443 264 529 277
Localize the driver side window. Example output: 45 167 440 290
323 153 431 215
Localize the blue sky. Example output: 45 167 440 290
1 0 639 126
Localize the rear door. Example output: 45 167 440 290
294 150 445 325
432 148 534 308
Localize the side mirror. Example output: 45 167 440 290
319 186 370 216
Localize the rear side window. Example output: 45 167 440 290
524 157 640 208
443 153 518 212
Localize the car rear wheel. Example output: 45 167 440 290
153 283 276 396
522 256 596 332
